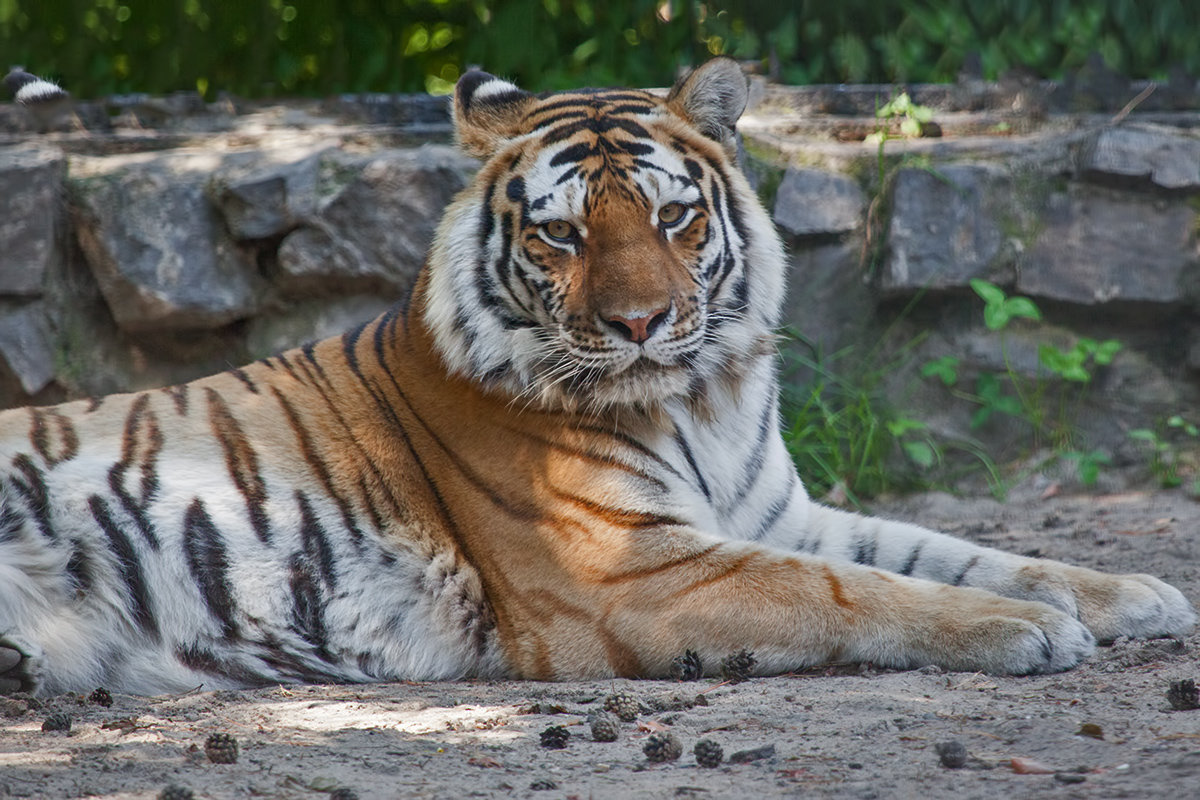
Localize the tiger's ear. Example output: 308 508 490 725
666 57 748 146
454 70 536 158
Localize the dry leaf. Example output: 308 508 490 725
468 756 502 768
100 717 149 734
1011 756 1056 774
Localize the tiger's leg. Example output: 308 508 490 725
774 502 1196 642
528 531 1095 678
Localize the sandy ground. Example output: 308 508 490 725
2 488 1198 800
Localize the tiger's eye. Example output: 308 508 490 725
544 220 576 241
658 203 686 225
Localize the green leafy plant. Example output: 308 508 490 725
919 279 1122 486
971 278 1041 330
873 92 935 139
780 334 943 506
1061 448 1112 487
1129 416 1200 492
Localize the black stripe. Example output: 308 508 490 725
65 541 95 593
724 401 776 510
529 93 654 117
673 431 711 501
341 320 371 385
289 351 411 532
176 645 272 687
505 175 525 203
229 368 259 394
750 474 796 542
29 408 79 466
254 633 347 682
161 384 189 415
288 554 332 660
709 158 751 244
108 394 162 550
296 490 338 588
532 109 589 128
478 182 496 251
182 498 240 640
899 541 925 576
852 532 878 566
272 387 365 545
10 454 54 541
951 555 981 586
89 495 158 638
206 388 271 544
550 141 594 167
0 500 23 542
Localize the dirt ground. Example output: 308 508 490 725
2 487 1198 800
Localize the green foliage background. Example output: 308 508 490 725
1 0 1196 99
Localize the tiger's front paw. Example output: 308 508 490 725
1074 571 1196 642
0 636 40 694
948 604 1096 675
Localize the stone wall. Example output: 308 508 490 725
740 83 1200 474
1 82 1198 481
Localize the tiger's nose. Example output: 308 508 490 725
603 306 669 344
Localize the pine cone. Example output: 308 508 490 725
204 732 240 764
1168 679 1200 711
643 731 683 762
539 724 569 749
89 688 113 708
41 712 71 732
602 691 640 722
670 649 703 681
720 649 757 683
589 711 620 742
157 786 195 800
693 738 724 768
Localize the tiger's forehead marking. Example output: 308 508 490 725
513 89 698 217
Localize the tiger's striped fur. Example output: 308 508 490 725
0 59 1193 695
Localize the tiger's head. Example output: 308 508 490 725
422 58 785 413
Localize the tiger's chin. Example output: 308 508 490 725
520 358 695 415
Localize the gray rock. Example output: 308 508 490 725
773 167 865 236
0 301 56 395
1018 185 1199 305
70 150 264 332
781 237 875 380
245 294 395 360
0 145 66 297
275 145 475 296
210 146 332 240
880 165 1026 292
1076 124 1200 192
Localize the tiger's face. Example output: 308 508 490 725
424 59 784 412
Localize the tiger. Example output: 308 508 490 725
0 58 1193 696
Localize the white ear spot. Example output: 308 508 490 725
453 70 536 158
4 68 68 106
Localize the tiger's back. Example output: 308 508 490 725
1 59 1193 695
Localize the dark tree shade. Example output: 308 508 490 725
1 1 1195 99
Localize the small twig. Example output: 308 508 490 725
1110 83 1156 125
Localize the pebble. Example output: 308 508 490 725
934 740 968 769
728 744 775 763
